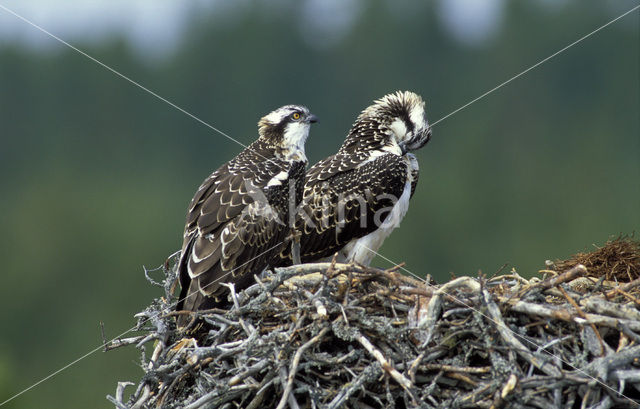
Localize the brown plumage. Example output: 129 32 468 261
176 105 317 325
274 91 431 267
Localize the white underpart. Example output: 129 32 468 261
266 170 289 187
341 178 412 265
282 122 309 162
339 155 416 266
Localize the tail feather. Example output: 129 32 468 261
175 240 220 328
176 278 220 327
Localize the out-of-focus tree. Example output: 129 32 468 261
0 1 637 407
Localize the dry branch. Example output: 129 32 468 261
108 237 640 408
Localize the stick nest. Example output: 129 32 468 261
108 237 640 408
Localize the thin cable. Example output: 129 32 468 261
430 4 640 127
1 2 638 406
0 6 289 404
0 3 277 164
0 345 108 406
0 238 289 407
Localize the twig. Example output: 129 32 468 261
183 385 253 409
536 264 587 290
604 278 640 298
355 331 417 402
326 363 380 409
483 289 561 377
583 345 640 381
245 372 277 409
106 382 134 409
275 327 329 409
558 285 605 356
510 301 640 332
419 276 482 346
109 244 640 408
103 336 147 352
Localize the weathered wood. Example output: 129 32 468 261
108 247 640 408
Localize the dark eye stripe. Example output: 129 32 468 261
401 112 414 132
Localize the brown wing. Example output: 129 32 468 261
176 157 293 318
305 152 369 183
275 153 409 265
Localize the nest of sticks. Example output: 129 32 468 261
108 236 640 408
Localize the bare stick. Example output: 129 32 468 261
275 327 329 409
419 277 482 346
483 289 562 377
536 264 587 290
355 331 417 401
558 285 605 355
510 301 640 332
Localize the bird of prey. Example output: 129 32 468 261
176 105 317 324
275 91 431 267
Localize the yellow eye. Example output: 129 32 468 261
292 112 301 120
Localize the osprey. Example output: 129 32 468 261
176 105 317 324
276 91 431 266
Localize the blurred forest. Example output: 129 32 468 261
0 1 638 408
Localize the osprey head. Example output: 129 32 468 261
258 105 318 161
348 91 431 155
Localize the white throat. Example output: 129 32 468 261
282 122 309 162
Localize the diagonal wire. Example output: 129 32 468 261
430 4 640 127
0 3 277 164
0 2 638 407
0 238 290 407
357 242 639 405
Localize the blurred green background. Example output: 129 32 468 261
0 0 638 407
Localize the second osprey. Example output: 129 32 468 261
276 90 431 266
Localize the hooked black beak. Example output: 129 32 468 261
401 127 432 155
308 114 318 123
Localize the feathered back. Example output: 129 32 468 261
176 105 316 325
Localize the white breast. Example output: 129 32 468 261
341 162 414 265
282 122 309 162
